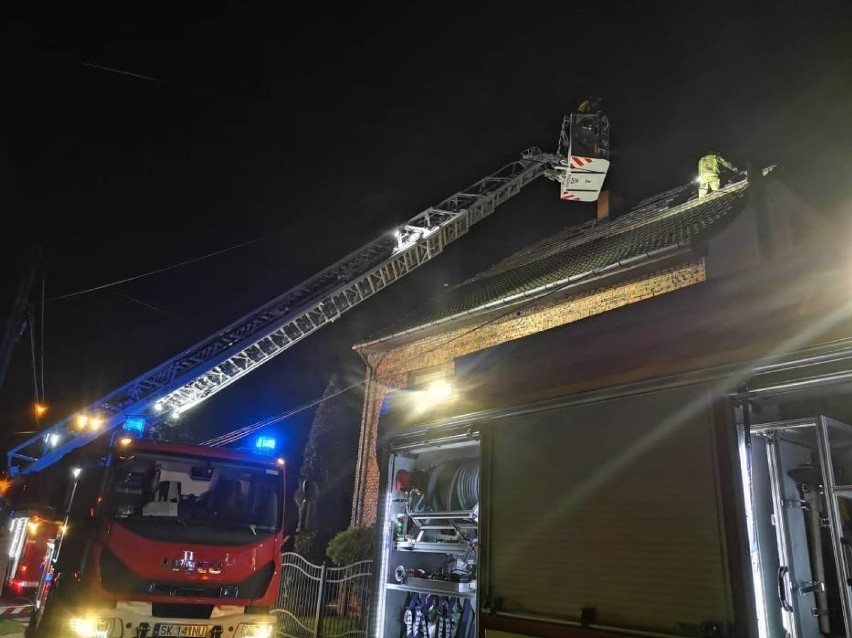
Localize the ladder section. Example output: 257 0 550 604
7 151 549 476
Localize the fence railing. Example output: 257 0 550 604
274 552 373 638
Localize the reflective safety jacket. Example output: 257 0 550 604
698 153 736 177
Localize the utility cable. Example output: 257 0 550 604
82 62 167 86
201 378 366 447
40 278 46 400
112 291 210 331
81 61 269 107
28 306 41 425
52 234 276 301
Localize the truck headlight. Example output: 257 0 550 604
239 623 275 638
69 616 113 638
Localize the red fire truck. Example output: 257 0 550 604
23 437 285 638
2 512 62 600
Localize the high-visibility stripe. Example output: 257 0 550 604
570 157 595 169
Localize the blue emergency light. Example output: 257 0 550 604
255 436 277 452
123 416 146 436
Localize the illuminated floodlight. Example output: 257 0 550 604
255 436 277 452
153 401 165 413
75 414 89 429
276 458 285 466
33 403 49 418
426 380 453 402
71 467 82 479
89 417 103 431
45 433 61 448
118 437 132 447
413 380 455 412
123 416 146 435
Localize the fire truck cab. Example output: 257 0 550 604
25 438 285 638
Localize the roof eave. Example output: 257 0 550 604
354 242 696 353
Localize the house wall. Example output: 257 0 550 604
351 259 706 526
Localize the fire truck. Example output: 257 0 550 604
2 513 61 600
24 437 285 638
2 106 610 637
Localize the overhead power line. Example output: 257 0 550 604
112 291 210 330
80 60 269 107
52 234 273 301
40 278 46 400
202 379 365 447
81 61 168 85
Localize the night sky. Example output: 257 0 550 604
2 5 851 480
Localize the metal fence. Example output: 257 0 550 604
274 552 373 638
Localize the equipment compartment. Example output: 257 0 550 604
376 433 480 637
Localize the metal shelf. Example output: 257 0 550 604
386 583 475 599
408 510 477 521
404 507 478 546
394 541 471 555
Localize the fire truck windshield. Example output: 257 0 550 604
106 452 282 544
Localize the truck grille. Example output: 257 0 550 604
99 548 274 599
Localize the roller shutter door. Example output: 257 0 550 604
486 384 732 633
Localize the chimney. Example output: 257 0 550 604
597 190 610 220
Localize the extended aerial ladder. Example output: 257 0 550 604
6 110 612 477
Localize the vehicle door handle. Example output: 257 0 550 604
778 566 794 612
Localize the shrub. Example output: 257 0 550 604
326 526 375 566
293 530 329 565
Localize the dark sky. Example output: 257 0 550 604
2 4 851 472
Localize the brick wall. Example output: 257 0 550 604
350 259 706 526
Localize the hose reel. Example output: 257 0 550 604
410 459 480 512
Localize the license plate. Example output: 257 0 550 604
153 624 208 637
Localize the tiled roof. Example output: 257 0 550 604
360 178 751 346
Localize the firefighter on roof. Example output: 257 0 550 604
697 152 739 197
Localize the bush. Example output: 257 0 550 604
293 530 329 565
326 526 375 566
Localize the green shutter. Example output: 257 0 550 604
485 384 732 634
